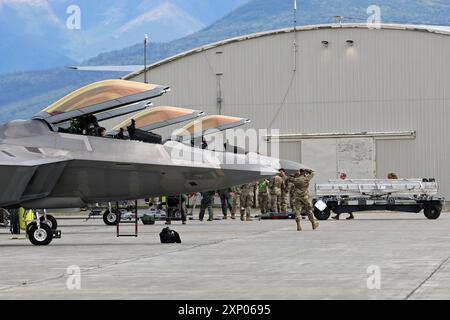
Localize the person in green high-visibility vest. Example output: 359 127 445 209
19 207 35 232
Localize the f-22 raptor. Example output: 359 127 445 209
0 80 303 245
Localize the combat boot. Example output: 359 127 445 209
312 221 319 230
231 213 235 219
246 215 253 221
240 214 245 221
223 214 228 220
296 218 302 231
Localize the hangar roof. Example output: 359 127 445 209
124 23 450 80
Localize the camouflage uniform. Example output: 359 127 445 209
269 175 285 213
287 171 319 231
280 175 289 212
231 185 242 219
218 188 232 219
199 191 215 221
258 179 270 214
240 182 256 221
289 182 295 212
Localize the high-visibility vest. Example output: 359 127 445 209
19 208 35 231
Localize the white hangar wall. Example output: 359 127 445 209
125 24 450 198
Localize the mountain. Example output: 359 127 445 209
0 0 247 74
85 0 450 67
0 2 74 73
0 69 123 121
2 0 450 124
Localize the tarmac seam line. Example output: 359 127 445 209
404 255 450 300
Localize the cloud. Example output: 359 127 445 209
0 0 63 27
0 0 48 8
117 2 204 35
102 5 126 26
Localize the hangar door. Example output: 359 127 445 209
301 138 376 193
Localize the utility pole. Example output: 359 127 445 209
144 34 149 83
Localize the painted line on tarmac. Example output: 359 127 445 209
404 255 450 300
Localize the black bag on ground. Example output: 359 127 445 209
159 227 181 243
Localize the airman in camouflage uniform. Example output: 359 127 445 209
269 169 286 213
199 190 215 222
288 169 319 231
280 171 289 212
218 188 233 219
230 185 242 219
240 182 256 221
288 181 296 212
258 179 270 214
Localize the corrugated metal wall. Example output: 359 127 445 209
128 26 450 198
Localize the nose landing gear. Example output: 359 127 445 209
27 222 53 246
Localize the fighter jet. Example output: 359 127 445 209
0 79 303 245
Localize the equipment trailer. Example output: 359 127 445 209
312 178 444 220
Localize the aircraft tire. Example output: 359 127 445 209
103 210 118 225
40 214 58 230
28 223 53 246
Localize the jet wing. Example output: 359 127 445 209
172 115 251 141
111 106 204 132
33 79 170 125
0 147 69 206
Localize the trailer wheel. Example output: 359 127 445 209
40 214 58 230
103 209 119 225
27 223 53 246
424 206 441 220
314 207 331 220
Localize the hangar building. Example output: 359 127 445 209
124 24 450 198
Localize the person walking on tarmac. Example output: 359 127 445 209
240 182 257 221
230 185 242 219
332 172 354 220
258 178 270 214
280 169 289 212
218 188 233 219
288 169 319 231
269 169 286 213
199 190 215 221
165 194 187 225
9 209 20 239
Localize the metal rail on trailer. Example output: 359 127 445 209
313 178 444 220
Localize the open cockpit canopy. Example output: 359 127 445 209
112 106 204 132
34 80 170 126
172 115 250 141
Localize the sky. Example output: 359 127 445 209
0 0 248 71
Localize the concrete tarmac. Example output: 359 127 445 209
0 211 449 300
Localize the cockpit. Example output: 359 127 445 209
32 79 250 151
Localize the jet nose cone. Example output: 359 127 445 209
278 159 311 175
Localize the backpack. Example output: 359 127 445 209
159 227 182 244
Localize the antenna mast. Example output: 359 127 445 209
293 0 298 72
144 34 149 84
